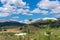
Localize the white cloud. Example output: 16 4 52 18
37 0 60 9
37 0 60 14
41 10 49 15
9 19 31 24
31 8 49 14
54 14 60 18
12 16 19 18
17 9 33 15
0 0 30 17
21 18 40 24
31 8 41 13
51 6 60 13
22 13 33 15
19 21 23 23
0 13 10 17
22 19 30 24
17 9 29 14
9 19 19 21
1 0 26 7
31 18 41 22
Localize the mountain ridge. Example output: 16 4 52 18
0 18 60 27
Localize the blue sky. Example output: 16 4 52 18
0 0 60 23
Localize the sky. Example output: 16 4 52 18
0 0 60 23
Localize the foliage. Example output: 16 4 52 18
0 28 60 40
28 18 32 22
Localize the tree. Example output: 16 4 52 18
23 18 32 32
29 18 32 22
28 18 32 40
23 25 28 32
46 19 55 23
28 18 32 33
46 19 56 28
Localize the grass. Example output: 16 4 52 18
0 28 60 40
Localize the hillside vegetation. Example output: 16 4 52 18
0 18 60 40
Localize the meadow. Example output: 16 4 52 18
0 27 60 40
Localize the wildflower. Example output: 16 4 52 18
14 33 27 36
14 33 27 38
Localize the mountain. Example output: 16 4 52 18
0 18 60 28
0 20 26 28
31 18 58 24
29 18 60 28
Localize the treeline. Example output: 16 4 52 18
31 19 60 28
0 21 25 27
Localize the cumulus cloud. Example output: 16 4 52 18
17 9 33 15
9 19 19 22
12 16 19 18
21 18 40 24
31 8 49 14
22 19 31 24
41 10 49 15
23 13 33 16
0 0 31 17
0 13 10 17
19 21 23 23
54 14 60 18
1 0 27 7
30 0 60 15
37 0 60 9
37 0 60 14
31 8 41 13
51 6 60 13
9 19 30 24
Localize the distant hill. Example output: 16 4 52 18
0 18 60 28
0 20 26 28
30 18 60 28
31 18 58 24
